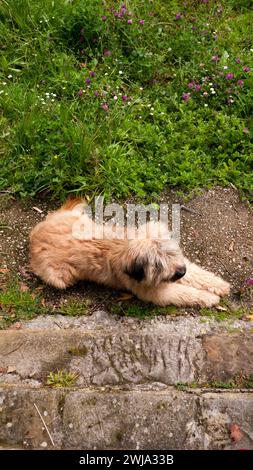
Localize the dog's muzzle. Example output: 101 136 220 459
170 266 186 282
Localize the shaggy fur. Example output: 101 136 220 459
29 198 230 307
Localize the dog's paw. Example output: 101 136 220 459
196 291 220 307
207 280 230 297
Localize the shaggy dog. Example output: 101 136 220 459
29 199 230 307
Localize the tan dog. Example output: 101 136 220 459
29 199 230 307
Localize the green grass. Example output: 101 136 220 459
0 279 45 327
110 302 178 319
199 306 247 322
0 0 252 201
0 277 91 326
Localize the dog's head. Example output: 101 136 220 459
109 220 186 288
121 237 186 288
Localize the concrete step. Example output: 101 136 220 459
0 316 253 387
0 384 253 450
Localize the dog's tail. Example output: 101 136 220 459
59 196 87 211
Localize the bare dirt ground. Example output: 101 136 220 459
0 186 252 318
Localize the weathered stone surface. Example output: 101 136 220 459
62 388 197 450
1 327 253 387
21 312 252 334
0 329 204 386
202 333 253 380
1 386 253 450
0 330 85 385
200 392 253 450
0 387 63 449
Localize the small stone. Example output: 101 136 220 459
40 442 47 448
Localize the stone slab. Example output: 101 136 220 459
1 386 253 450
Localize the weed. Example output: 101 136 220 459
58 299 89 316
175 375 253 390
46 370 78 388
175 381 198 391
209 374 253 389
209 380 235 389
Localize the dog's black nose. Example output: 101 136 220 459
171 266 186 282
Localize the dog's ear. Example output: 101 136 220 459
124 257 147 282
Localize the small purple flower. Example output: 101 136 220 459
203 91 209 97
121 3 126 8
101 15 107 22
120 7 127 15
225 73 234 80
235 57 241 64
77 89 84 97
243 66 250 72
245 277 253 286
202 0 209 3
139 19 145 26
89 71 96 77
122 95 127 102
175 12 183 20
103 49 111 57
148 12 155 17
182 92 190 102
94 90 100 97
195 84 202 92
101 103 109 111
211 55 220 62
187 81 195 89
237 80 244 87
86 78 91 85
127 19 133 24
